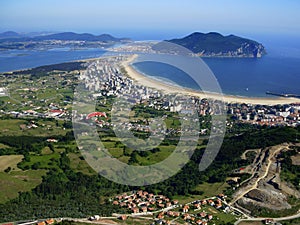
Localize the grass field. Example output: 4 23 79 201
41 146 53 155
0 96 19 105
0 140 98 203
0 119 25 135
215 211 238 224
19 152 61 170
136 145 175 165
0 155 23 171
0 143 10 149
238 222 263 225
68 152 97 175
102 137 177 165
109 148 124 158
0 169 47 204
0 119 68 136
173 182 229 204
194 182 229 198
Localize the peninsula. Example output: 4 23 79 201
167 32 266 58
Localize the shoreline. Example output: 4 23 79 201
1 53 299 106
122 54 299 105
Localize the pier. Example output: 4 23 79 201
266 91 300 99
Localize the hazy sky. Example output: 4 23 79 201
1 0 300 40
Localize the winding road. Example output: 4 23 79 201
230 144 289 205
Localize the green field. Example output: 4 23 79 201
0 119 68 136
173 182 229 204
238 222 263 225
0 143 10 149
214 211 238 224
41 146 53 155
136 145 176 165
193 182 230 198
68 152 97 175
18 152 61 170
0 169 47 204
0 155 23 171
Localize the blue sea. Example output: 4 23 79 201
0 37 299 98
133 54 300 97
133 38 300 97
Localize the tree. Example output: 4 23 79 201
128 152 138 164
4 167 11 173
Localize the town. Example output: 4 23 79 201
0 55 299 131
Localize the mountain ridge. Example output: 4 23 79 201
0 31 130 42
167 32 266 58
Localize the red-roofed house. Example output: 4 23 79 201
182 205 189 213
199 212 206 218
132 207 139 213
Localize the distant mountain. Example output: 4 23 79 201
0 31 22 39
0 31 130 42
167 32 266 57
0 31 56 40
34 32 128 42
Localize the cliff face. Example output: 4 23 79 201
233 42 265 58
167 32 266 58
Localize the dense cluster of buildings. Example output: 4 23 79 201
1 39 118 51
112 190 177 215
109 42 157 53
112 191 229 225
80 55 300 127
228 103 300 127
35 219 54 225
80 56 162 100
3 105 69 121
0 87 7 96
75 56 207 134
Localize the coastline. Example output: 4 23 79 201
2 52 298 106
122 54 299 105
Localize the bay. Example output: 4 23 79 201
0 48 106 72
133 52 300 97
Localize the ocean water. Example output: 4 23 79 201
133 48 300 97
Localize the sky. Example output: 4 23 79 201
1 0 300 40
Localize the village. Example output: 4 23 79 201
106 190 235 225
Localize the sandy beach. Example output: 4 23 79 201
122 54 299 105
